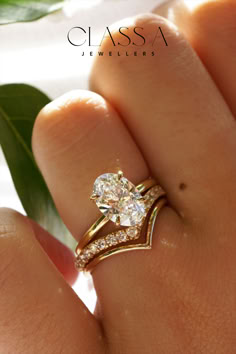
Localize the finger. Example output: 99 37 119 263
32 90 150 236
0 208 104 354
89 13 236 220
29 219 77 285
153 0 236 117
32 90 185 351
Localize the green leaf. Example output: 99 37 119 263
0 83 75 248
0 0 64 25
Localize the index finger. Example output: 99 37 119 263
0 208 104 353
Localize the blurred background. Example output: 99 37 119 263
0 0 163 312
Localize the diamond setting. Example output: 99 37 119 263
92 172 146 226
127 227 139 239
75 184 164 271
76 225 142 270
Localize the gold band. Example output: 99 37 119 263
85 198 166 273
75 176 166 273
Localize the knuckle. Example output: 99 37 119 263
33 90 84 140
133 13 175 46
32 90 107 158
99 12 182 53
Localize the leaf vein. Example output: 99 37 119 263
0 105 36 167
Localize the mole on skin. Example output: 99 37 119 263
179 183 187 191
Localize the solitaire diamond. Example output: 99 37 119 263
92 172 146 226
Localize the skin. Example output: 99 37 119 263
1 0 236 352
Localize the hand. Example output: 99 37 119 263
1 1 236 353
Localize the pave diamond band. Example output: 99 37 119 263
75 226 141 270
75 172 166 272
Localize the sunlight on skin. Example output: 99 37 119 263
183 0 215 11
154 0 216 23
73 273 97 313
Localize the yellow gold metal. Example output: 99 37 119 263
76 215 109 252
85 198 167 273
136 178 157 193
75 177 161 255
117 170 123 180
90 193 99 200
116 215 121 226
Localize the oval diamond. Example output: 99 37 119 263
92 173 146 226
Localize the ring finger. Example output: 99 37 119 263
32 89 182 352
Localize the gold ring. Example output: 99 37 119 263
75 171 166 273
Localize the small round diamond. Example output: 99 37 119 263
97 238 107 250
150 186 160 197
111 234 118 245
145 197 153 208
127 227 139 239
105 234 114 247
80 254 86 261
89 243 98 254
117 230 127 242
84 248 92 259
75 256 86 269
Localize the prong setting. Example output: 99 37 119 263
92 172 146 226
117 170 123 180
116 215 121 226
75 183 166 272
90 193 99 201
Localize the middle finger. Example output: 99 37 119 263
90 13 236 222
